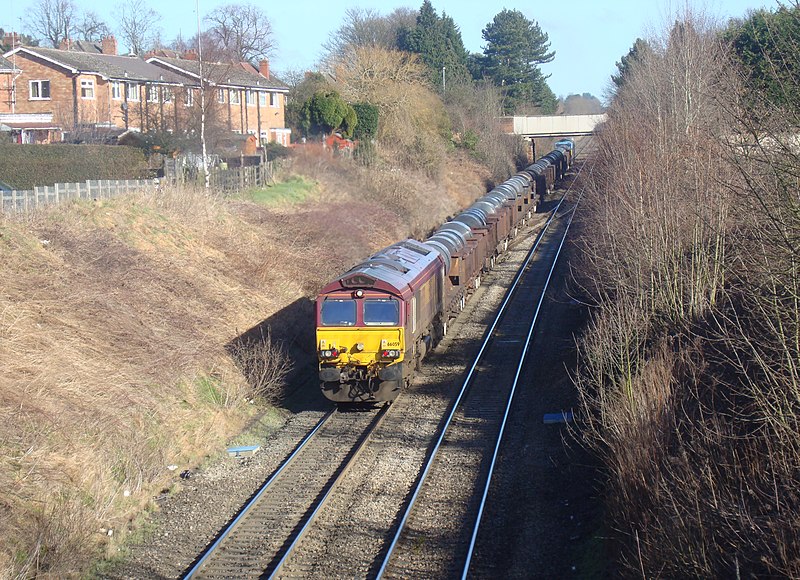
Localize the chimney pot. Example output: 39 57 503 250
101 35 118 55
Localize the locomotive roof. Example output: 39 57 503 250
318 239 442 299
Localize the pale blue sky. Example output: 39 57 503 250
2 0 776 100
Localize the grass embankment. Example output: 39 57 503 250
241 176 319 206
0 146 491 577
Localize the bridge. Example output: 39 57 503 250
502 114 606 138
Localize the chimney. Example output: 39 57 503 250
59 38 72 51
182 49 198 61
3 32 21 49
101 35 118 55
259 59 270 79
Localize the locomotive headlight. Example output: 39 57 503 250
322 350 332 358
355 342 364 352
355 289 364 298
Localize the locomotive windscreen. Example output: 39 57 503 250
364 299 400 326
321 299 357 326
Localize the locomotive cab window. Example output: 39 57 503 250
364 299 399 326
321 299 356 326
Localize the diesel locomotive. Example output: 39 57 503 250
315 142 575 403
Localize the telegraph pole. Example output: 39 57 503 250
196 0 210 188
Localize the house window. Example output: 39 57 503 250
163 87 173 103
259 91 267 106
147 85 158 103
80 79 94 99
29 80 50 100
270 92 279 107
111 81 122 100
217 89 225 103
185 88 194 107
230 89 240 105
126 82 139 101
245 90 255 105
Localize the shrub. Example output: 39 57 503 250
352 102 379 140
0 144 149 189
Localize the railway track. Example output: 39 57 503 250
180 152 590 580
183 406 388 579
375 188 581 579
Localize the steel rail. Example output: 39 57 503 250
267 403 391 579
376 187 571 579
461 191 585 579
183 408 336 579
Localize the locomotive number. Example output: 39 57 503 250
384 341 401 347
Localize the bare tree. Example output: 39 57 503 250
323 7 415 63
76 11 110 42
116 0 162 55
204 3 274 63
26 0 78 47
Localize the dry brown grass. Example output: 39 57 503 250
0 139 491 576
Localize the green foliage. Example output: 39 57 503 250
195 375 225 406
285 72 330 139
351 102 379 140
0 144 150 189
301 90 358 138
244 176 318 206
612 38 653 91
262 142 290 161
400 0 471 90
475 9 556 114
723 6 800 111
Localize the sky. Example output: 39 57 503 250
1 0 779 102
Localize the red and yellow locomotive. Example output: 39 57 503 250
315 142 574 403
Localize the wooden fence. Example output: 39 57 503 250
1 161 274 214
1 179 156 214
163 159 273 192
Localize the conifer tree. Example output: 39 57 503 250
476 9 556 114
401 0 471 91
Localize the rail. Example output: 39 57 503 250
377 142 593 578
376 189 571 578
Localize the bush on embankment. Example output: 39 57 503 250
0 144 150 189
572 9 800 577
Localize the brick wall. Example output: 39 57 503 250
0 72 12 113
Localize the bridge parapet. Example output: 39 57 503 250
503 113 606 137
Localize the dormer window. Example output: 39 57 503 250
29 80 50 100
80 79 95 99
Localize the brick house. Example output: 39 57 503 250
146 54 291 146
2 36 291 147
0 55 16 114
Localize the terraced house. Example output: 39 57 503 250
1 36 290 146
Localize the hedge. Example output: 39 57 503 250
0 144 150 189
